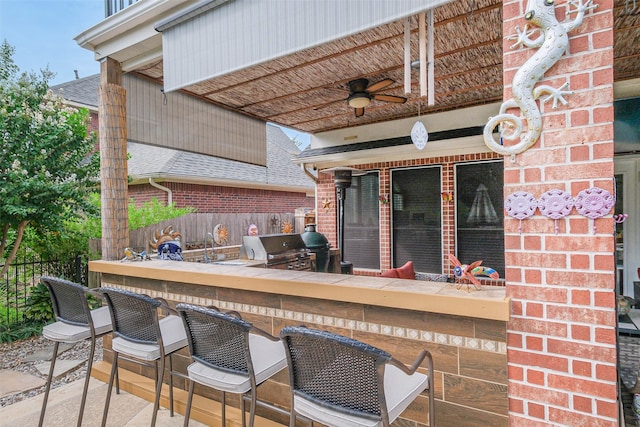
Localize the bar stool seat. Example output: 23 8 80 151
186 333 287 393
42 305 112 342
111 315 187 360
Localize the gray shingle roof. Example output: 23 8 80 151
50 74 100 108
128 124 315 189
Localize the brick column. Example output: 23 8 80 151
503 0 617 425
316 176 338 246
99 58 129 260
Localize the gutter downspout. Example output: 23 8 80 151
301 164 319 228
148 178 173 206
301 164 318 184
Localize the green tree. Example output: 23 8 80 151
0 40 99 276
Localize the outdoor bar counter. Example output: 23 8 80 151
89 259 511 426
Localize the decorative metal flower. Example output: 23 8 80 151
505 191 537 234
213 224 229 245
281 220 294 234
574 187 614 234
538 189 573 234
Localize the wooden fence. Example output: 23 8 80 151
128 211 314 252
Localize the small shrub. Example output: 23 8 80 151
0 320 43 343
22 283 54 324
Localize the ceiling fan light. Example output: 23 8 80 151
348 93 371 108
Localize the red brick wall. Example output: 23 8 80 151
128 182 314 213
502 0 617 425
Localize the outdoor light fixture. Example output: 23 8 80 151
321 167 365 274
347 93 371 109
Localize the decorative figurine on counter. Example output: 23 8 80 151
121 247 150 262
149 225 183 261
247 224 259 236
483 0 597 156
448 254 485 292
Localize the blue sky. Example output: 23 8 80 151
0 0 103 86
0 0 310 147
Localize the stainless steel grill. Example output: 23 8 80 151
239 234 314 271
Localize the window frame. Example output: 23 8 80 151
390 165 444 273
453 159 505 277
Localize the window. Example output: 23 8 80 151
343 172 380 269
391 166 442 272
455 160 504 277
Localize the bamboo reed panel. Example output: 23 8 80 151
99 82 129 261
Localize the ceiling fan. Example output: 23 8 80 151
346 78 407 117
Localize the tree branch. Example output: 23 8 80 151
0 220 29 278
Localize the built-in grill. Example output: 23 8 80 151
239 234 314 271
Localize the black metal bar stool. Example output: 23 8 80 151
176 303 288 427
280 325 435 427
38 276 113 427
98 287 188 427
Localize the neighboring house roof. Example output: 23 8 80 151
128 124 315 193
52 74 315 194
50 74 100 110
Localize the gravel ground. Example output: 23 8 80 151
0 335 103 407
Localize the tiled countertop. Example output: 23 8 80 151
89 259 510 321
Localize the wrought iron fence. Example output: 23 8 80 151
0 255 88 325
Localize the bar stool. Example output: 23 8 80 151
280 326 435 427
176 303 288 427
98 287 188 427
38 276 113 427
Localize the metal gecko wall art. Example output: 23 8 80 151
483 0 597 156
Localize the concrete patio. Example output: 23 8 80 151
0 361 283 426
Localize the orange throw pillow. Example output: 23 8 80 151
396 261 415 279
379 261 415 279
379 268 399 278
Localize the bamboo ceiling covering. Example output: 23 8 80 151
135 0 640 134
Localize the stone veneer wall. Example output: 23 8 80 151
100 273 508 426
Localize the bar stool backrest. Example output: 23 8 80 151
99 287 162 344
41 277 93 327
177 303 253 376
280 326 392 422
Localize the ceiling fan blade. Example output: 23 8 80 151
355 107 365 117
373 94 407 104
366 78 394 93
